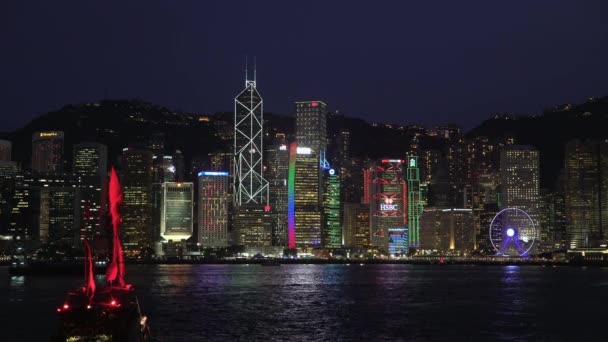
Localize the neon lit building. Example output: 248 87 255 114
233 68 268 206
287 143 297 249
369 159 407 252
160 182 193 242
407 155 423 248
289 143 322 249
323 168 341 249
198 171 229 247
388 227 408 255
233 67 270 248
363 167 372 205
32 131 64 174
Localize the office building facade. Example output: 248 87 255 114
198 171 229 248
32 131 64 174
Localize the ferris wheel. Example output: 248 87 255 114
489 208 537 256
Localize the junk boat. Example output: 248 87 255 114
53 167 150 341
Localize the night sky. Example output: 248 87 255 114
2 1 606 131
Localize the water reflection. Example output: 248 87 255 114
9 275 24 287
1 265 607 341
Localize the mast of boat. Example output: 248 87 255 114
105 166 126 288
84 238 95 301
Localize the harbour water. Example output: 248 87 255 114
1 264 607 341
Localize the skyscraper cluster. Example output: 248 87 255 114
0 67 606 260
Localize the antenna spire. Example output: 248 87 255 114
245 55 248 83
254 56 257 83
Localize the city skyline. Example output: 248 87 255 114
3 3 608 341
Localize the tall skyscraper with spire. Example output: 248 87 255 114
233 61 272 248
233 61 269 206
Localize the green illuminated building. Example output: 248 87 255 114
407 155 423 248
323 168 341 249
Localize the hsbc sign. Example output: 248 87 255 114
380 204 398 211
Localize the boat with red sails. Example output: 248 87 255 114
53 167 151 341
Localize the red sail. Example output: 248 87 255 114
84 239 96 300
105 166 126 286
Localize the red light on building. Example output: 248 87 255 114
311 102 318 107
264 205 271 212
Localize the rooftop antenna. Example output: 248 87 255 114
245 55 248 84
253 56 257 83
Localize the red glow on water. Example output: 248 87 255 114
111 300 117 306
63 304 69 310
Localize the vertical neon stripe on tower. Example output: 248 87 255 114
287 142 297 249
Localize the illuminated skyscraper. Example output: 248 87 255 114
233 67 270 247
343 203 370 252
564 140 608 249
198 171 229 247
295 101 327 153
121 147 154 255
407 156 423 248
0 160 18 237
234 204 273 247
0 140 11 161
323 168 341 249
500 145 540 248
11 173 80 247
289 143 322 249
73 143 107 242
233 69 268 206
369 159 407 252
289 101 328 252
160 182 193 242
32 131 64 174
420 208 475 255
267 139 289 246
0 140 16 230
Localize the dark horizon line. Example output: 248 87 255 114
3 92 606 136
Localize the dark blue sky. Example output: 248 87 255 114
2 1 606 131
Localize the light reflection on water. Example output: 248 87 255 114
1 265 607 341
